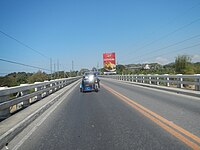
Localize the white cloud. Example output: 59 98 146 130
155 57 170 65
192 55 200 62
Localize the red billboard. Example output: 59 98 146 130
103 52 116 73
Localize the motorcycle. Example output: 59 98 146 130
80 74 99 92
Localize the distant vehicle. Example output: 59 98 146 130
80 72 100 92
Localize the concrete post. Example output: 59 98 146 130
50 80 56 93
164 74 170 87
0 93 10 119
139 74 144 83
20 84 30 107
0 87 8 103
142 76 145 83
177 74 183 88
195 74 200 91
154 74 159 85
149 76 152 84
34 82 42 100
44 81 50 96
0 108 10 120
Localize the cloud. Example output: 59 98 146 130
192 55 200 62
155 57 170 65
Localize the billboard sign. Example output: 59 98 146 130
103 52 116 74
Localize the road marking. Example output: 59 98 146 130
11 82 79 150
102 78 200 101
102 83 200 150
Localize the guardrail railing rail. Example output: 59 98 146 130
102 74 200 91
0 77 80 120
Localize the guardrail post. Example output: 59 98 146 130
20 84 30 107
177 74 183 88
0 87 8 103
195 74 200 91
0 108 10 120
44 81 50 96
138 75 141 83
142 76 144 83
0 93 10 120
141 75 145 83
135 76 138 82
49 83 53 94
131 75 133 82
155 74 159 85
148 75 152 84
132 75 134 82
164 74 170 87
34 82 42 101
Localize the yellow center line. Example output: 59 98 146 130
102 83 200 150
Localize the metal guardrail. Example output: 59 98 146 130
0 77 81 120
102 74 200 91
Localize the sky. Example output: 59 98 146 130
0 0 200 75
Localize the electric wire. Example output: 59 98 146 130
0 30 49 59
0 58 50 71
131 42 200 64
124 34 200 64
122 17 200 63
121 1 200 62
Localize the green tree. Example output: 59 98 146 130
193 62 200 74
28 71 49 83
16 72 28 84
0 76 17 87
175 55 194 74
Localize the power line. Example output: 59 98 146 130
121 17 200 63
0 30 49 59
0 58 50 72
124 34 200 64
131 42 200 64
121 2 200 61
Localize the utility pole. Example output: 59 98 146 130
72 60 74 71
71 60 74 77
57 59 59 78
50 58 52 79
54 61 56 79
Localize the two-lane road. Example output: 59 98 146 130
4 78 200 150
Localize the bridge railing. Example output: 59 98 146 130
0 77 80 120
102 74 200 91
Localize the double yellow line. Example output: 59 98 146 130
102 83 200 150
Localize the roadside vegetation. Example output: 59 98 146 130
1 55 199 87
0 70 78 87
105 55 200 75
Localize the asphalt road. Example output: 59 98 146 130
3 78 200 150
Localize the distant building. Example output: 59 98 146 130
144 64 150 70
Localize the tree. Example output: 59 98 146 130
0 76 17 87
175 55 194 74
16 72 28 84
28 71 49 83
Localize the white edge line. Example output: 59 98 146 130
12 81 78 150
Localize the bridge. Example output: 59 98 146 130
0 75 200 150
